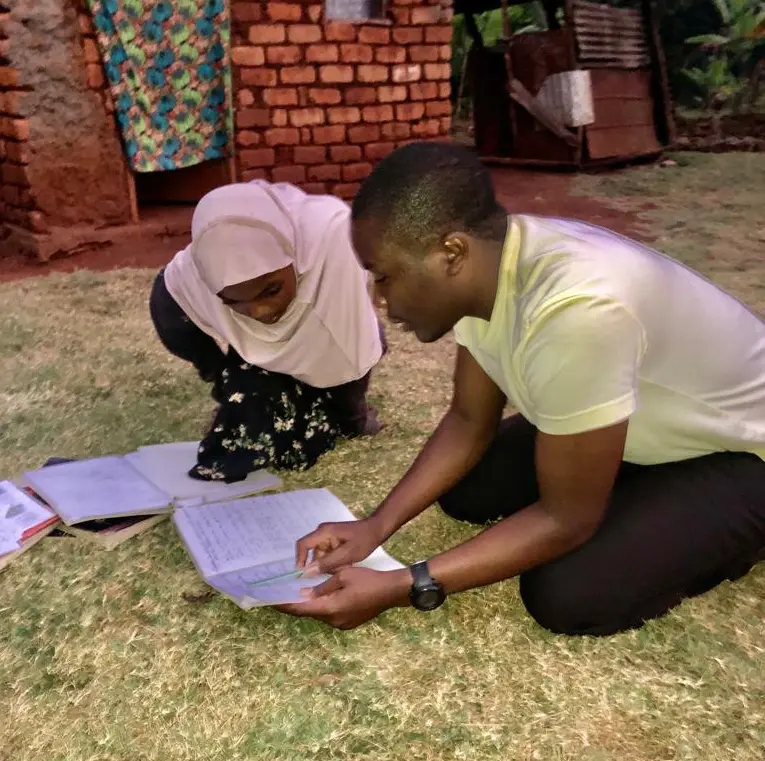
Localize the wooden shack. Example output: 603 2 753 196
458 0 675 167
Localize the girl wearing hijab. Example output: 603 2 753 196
149 180 385 482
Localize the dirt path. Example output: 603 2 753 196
0 169 642 283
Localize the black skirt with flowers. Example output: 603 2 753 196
149 269 380 483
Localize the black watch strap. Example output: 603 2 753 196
410 560 433 589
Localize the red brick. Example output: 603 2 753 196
345 87 377 105
409 81 438 100
242 169 270 182
327 106 361 124
358 26 390 44
362 104 393 123
2 185 17 205
238 108 271 128
237 130 262 147
325 22 356 42
294 146 327 164
4 140 29 164
393 27 423 45
240 148 276 167
86 63 104 89
426 100 451 117
302 182 328 195
273 165 307 183
319 65 353 83
412 118 442 137
357 65 388 83
1 90 23 115
2 163 30 187
396 102 425 120
267 3 303 22
307 4 323 23
381 121 412 140
249 25 286 44
334 182 361 199
424 63 450 80
0 66 18 88
237 88 255 107
288 25 322 43
409 45 439 63
0 38 8 60
78 13 95 35
442 7 454 22
265 127 301 145
342 162 373 182
439 45 451 61
232 4 263 23
377 85 407 103
376 46 406 64
83 38 100 64
264 88 299 106
348 124 380 143
232 46 266 67
392 64 421 83
313 125 347 144
411 6 440 24
266 45 302 64
365 141 396 160
330 145 362 163
308 164 341 181
340 44 373 64
306 44 339 63
281 67 316 84
308 87 342 105
425 25 453 44
440 115 452 132
241 68 278 87
439 81 451 98
289 107 325 127
272 108 288 126
1 118 30 141
17 188 36 209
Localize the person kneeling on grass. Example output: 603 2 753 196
279 142 765 636
149 180 385 483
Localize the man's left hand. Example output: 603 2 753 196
277 567 410 630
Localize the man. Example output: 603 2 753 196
280 142 765 636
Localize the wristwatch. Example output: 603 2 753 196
408 560 446 611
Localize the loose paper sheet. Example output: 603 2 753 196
0 481 56 554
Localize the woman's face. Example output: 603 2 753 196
217 265 297 325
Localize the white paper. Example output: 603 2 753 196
0 525 22 555
173 488 405 609
0 480 56 553
125 441 282 503
22 457 172 525
173 489 357 577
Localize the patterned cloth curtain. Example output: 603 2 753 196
86 0 233 172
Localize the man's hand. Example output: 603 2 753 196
296 516 385 573
278 567 411 630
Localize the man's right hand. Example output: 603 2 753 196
296 516 384 573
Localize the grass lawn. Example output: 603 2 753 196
1 153 763 761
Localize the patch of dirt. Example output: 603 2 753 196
674 113 765 152
0 169 644 283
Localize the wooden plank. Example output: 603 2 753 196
641 0 676 144
591 97 655 128
590 68 653 98
586 123 661 159
576 30 648 44
572 0 642 22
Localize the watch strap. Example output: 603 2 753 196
410 560 433 589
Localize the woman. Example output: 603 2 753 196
149 180 385 482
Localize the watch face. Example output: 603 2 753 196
413 585 445 611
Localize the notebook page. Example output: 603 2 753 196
22 457 172 525
172 489 357 578
126 442 282 503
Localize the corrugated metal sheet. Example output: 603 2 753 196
572 0 650 69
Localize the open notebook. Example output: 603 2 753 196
22 441 282 527
173 488 404 608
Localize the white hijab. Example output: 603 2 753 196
163 181 382 388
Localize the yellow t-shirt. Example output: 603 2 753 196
453 215 765 465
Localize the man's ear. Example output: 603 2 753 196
442 233 469 276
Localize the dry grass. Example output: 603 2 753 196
1 153 764 761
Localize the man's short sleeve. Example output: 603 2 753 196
520 296 646 435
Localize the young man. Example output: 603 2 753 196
279 142 765 635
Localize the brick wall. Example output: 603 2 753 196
0 3 45 237
230 0 454 198
75 1 115 116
